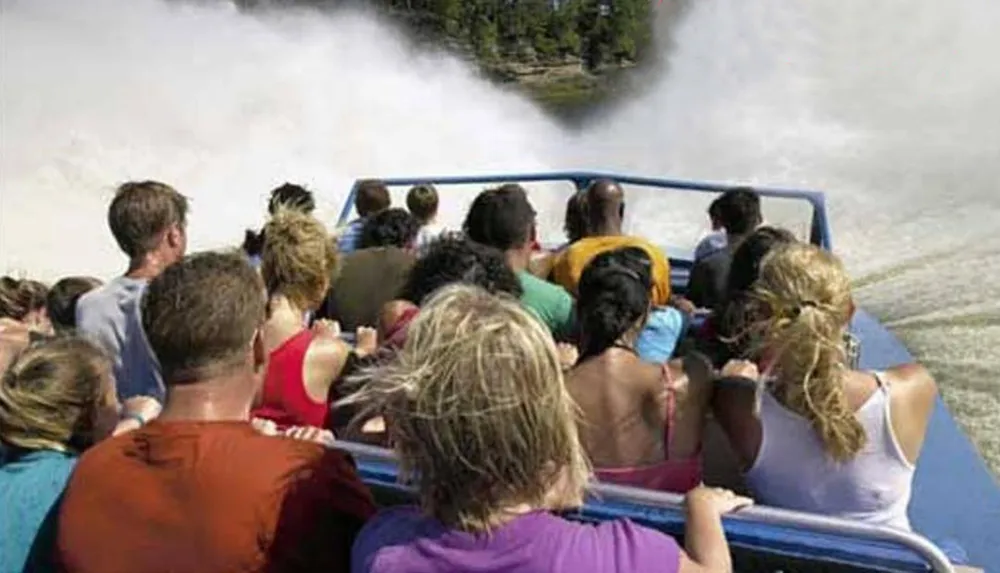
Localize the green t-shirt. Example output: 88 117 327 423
518 271 574 337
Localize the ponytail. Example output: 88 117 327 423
748 243 863 462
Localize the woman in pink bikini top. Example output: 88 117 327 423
566 247 711 493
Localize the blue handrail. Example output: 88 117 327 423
336 440 953 573
336 171 833 252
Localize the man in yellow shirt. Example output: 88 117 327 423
550 179 673 306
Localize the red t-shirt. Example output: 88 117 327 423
55 421 375 573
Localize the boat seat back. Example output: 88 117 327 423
347 443 953 573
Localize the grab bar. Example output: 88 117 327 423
335 440 954 573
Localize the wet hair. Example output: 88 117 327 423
267 183 315 216
46 277 103 333
107 180 188 259
463 184 536 251
716 187 762 236
142 251 266 385
261 209 338 310
406 184 439 224
399 236 523 305
564 190 588 244
0 277 48 321
576 247 653 360
359 208 420 249
746 243 861 462
344 284 590 532
354 179 392 218
717 226 799 357
726 226 798 301
0 336 113 453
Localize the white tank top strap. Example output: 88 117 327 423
870 370 891 392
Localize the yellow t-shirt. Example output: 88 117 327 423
551 236 672 306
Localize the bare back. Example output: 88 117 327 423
567 349 708 468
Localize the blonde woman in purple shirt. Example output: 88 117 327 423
348 283 751 573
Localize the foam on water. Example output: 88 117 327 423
2 0 999 473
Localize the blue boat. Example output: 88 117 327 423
333 172 999 572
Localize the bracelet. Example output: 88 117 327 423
121 412 147 427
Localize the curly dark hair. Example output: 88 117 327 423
399 236 523 305
359 208 420 249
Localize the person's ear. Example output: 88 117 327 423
166 224 184 249
252 329 267 374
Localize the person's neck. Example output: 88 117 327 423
504 248 531 273
726 231 750 245
157 374 255 423
268 294 310 326
590 223 622 237
125 253 171 281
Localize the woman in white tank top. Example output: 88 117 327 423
712 243 938 530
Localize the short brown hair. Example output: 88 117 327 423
108 180 188 258
0 277 48 321
141 251 265 384
0 336 112 452
261 209 337 310
406 184 438 224
354 179 391 217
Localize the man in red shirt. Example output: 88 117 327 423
56 251 375 573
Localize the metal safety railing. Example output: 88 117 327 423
334 440 954 573
337 171 833 251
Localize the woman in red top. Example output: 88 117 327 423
253 209 375 430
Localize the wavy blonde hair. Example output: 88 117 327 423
746 243 863 462
260 208 337 310
345 284 591 532
0 336 113 453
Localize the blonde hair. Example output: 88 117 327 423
747 243 863 462
0 336 112 453
345 284 591 532
260 208 337 310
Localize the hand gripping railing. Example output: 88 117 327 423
334 440 955 573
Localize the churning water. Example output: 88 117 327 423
1 0 998 474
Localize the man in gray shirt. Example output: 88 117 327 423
76 181 188 410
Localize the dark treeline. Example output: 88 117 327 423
372 0 653 70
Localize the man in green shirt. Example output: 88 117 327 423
463 184 575 338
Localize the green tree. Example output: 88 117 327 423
430 0 463 36
549 0 583 58
608 0 638 61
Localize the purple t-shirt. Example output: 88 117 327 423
351 506 681 573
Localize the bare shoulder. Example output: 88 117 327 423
883 363 937 397
306 335 350 374
880 363 938 424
